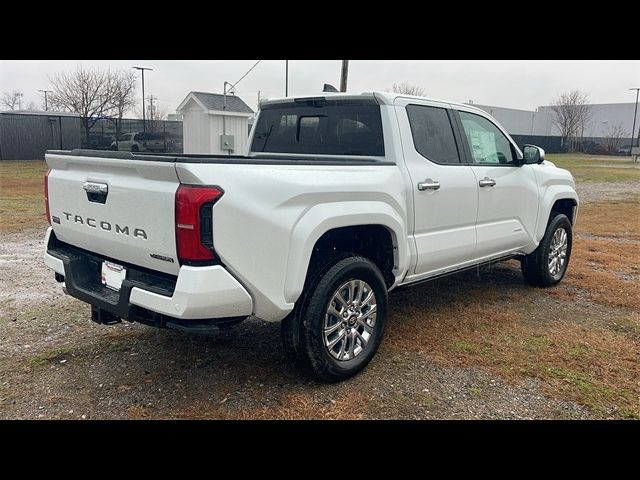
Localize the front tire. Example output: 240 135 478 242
521 213 573 287
282 254 388 382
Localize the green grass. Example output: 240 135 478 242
540 365 621 414
621 409 640 420
547 154 640 183
104 340 129 353
29 347 74 367
523 334 553 353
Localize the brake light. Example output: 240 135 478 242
175 185 223 262
44 169 51 225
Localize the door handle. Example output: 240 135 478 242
479 177 496 188
83 182 108 194
418 179 440 191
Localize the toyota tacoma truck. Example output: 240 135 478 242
43 92 578 381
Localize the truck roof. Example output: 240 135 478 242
259 91 487 115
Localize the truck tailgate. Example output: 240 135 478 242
46 152 180 275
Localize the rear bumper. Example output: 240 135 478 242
43 227 253 321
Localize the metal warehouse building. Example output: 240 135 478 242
469 101 638 151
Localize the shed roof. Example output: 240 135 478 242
177 91 254 115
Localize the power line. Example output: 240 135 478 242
227 60 261 92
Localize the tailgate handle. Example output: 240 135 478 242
84 182 108 204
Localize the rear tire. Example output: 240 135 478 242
131 145 139 152
521 213 572 287
282 253 388 382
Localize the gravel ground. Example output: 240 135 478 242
0 180 635 419
575 181 639 204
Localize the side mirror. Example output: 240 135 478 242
522 144 545 165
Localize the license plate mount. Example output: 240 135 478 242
101 260 127 292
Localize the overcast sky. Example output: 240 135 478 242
1 60 639 115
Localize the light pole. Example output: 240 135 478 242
38 90 53 111
285 60 289 96
630 88 640 148
16 92 23 110
340 60 349 92
133 66 153 133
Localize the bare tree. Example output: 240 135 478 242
109 70 137 138
1 90 23 110
48 65 118 143
391 81 427 97
551 90 592 152
23 101 38 111
603 122 628 152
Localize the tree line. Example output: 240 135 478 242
1 65 168 143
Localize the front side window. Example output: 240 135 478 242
458 111 515 165
251 101 385 156
406 105 461 164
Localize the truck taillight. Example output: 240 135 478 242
44 169 51 225
175 185 223 263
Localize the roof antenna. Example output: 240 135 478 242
323 83 339 93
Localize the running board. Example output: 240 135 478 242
395 254 519 291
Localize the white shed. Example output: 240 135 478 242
176 91 254 155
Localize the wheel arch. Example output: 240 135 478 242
535 187 578 244
283 202 408 304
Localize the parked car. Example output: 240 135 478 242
84 134 115 150
166 136 183 153
43 91 578 381
110 132 167 152
617 145 632 156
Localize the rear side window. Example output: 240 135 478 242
251 102 385 156
406 105 461 164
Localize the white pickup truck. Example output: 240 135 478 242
43 92 578 381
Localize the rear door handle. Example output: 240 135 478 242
418 179 440 191
479 178 496 188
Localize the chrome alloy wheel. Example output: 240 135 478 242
548 227 568 277
323 279 377 361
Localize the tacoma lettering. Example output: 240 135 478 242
58 213 146 240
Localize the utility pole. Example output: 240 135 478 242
132 66 153 133
146 95 157 132
630 88 640 149
285 60 289 96
257 90 261 109
38 89 53 111
340 60 349 92
147 95 156 118
17 92 23 110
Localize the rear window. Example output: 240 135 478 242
251 100 385 156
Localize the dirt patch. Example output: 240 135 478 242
0 228 60 311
